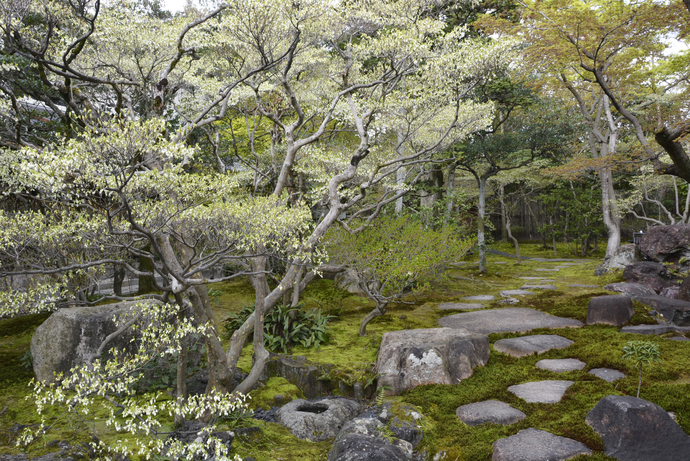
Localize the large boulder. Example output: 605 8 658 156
31 301 146 383
638 224 690 268
622 261 676 293
633 295 690 326
275 398 361 442
334 268 367 296
586 295 634 326
376 328 489 396
586 395 690 461
604 282 656 297
596 244 643 275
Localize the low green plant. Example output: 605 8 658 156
622 340 662 398
224 303 333 353
20 351 33 373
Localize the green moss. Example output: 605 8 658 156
230 421 332 461
249 377 304 411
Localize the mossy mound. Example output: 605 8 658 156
249 377 304 411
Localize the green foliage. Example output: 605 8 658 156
327 215 473 308
623 340 662 398
19 351 32 373
224 303 333 354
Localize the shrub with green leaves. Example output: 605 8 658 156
622 340 662 398
224 303 333 354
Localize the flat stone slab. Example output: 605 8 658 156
492 428 591 461
462 295 495 301
521 284 559 290
667 336 690 341
520 277 548 280
456 400 526 426
494 335 574 358
508 380 574 403
438 302 484 310
536 358 586 373
589 368 625 382
535 268 560 272
620 325 676 335
567 284 599 288
439 308 583 335
500 290 535 297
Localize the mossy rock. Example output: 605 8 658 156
249 377 304 411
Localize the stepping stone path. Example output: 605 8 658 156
521 284 558 290
567 284 599 288
462 295 495 301
493 335 574 358
519 277 549 280
508 380 574 403
536 358 586 373
438 302 484 310
492 428 591 461
668 336 690 341
620 325 676 335
500 290 535 297
439 308 583 335
589 368 625 382
535 268 560 272
456 400 526 426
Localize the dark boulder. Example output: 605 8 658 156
327 417 420 461
275 398 361 441
622 261 676 294
637 224 690 268
586 395 690 461
633 295 690 326
679 275 690 302
659 286 679 299
586 295 634 326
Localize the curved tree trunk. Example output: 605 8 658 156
359 303 387 337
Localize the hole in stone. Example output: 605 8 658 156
297 403 328 414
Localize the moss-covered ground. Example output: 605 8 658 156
1 242 689 460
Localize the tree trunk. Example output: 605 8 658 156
113 264 125 297
499 183 508 242
137 245 156 294
234 256 270 394
477 176 487 273
359 302 387 336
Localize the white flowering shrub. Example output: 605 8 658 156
17 300 249 461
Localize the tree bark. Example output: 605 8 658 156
359 303 387 337
477 176 488 273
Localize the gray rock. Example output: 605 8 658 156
588 368 626 382
334 268 367 296
660 286 680 299
679 275 690 302
438 302 484 310
520 284 558 290
667 336 690 341
604 282 656 297
586 395 690 461
500 290 535 297
507 380 574 403
376 328 489 395
31 301 147 383
633 295 690 326
438 308 583 335
462 295 495 301
492 428 591 461
456 400 526 426
390 416 424 448
275 398 361 441
586 295 634 326
608 244 643 271
619 324 676 335
327 417 409 461
623 261 676 294
567 284 599 288
519 277 549 280
535 268 560 272
535 358 586 373
493 335 574 358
